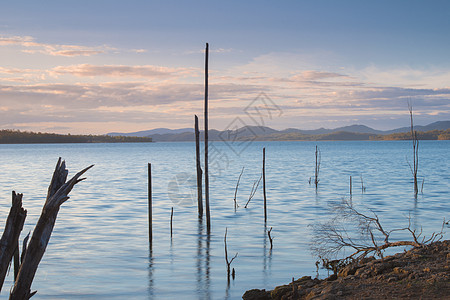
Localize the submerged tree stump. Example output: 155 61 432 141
0 192 27 291
9 158 93 300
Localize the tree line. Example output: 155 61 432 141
0 130 152 144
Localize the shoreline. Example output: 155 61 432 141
243 240 449 299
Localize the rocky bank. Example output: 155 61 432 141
243 240 450 299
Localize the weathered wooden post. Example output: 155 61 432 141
350 175 352 196
263 147 267 223
314 145 320 190
195 115 203 218
0 192 27 291
148 163 152 244
204 42 211 233
233 167 244 210
10 159 92 300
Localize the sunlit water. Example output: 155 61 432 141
0 141 448 299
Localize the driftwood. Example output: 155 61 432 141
0 192 27 291
311 199 445 271
9 158 93 300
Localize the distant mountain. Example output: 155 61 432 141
384 121 450 134
108 128 193 137
107 121 450 142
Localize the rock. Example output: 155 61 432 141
243 289 271 300
387 275 399 283
326 274 337 281
270 285 291 300
244 240 450 300
338 264 359 277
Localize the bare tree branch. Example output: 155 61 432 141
310 199 444 273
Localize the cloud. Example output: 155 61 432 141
291 71 350 81
50 64 197 78
0 35 109 57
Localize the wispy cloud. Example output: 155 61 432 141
49 64 197 78
0 35 110 57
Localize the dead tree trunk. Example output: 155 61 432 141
195 115 203 218
408 103 419 197
10 158 92 300
0 192 27 292
224 228 237 280
263 148 267 223
314 145 321 190
148 163 152 244
204 42 211 233
349 176 352 196
233 167 244 210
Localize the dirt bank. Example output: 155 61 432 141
243 240 450 299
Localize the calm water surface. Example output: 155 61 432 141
0 141 448 299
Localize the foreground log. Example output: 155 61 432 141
10 158 93 300
0 192 27 291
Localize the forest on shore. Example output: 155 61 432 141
0 130 152 144
0 128 449 144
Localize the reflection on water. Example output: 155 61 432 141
148 245 154 299
0 141 448 299
195 219 211 300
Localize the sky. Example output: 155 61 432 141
1 0 449 134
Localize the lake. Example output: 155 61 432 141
0 141 449 299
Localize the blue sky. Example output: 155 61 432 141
1 0 449 134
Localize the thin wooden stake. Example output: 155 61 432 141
350 175 352 196
314 145 321 190
195 115 203 218
267 227 273 250
233 167 244 210
148 163 152 244
224 228 238 279
244 174 262 208
204 42 211 233
263 147 267 223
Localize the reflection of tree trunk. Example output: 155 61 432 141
148 246 154 298
0 192 27 291
195 220 203 296
10 158 92 300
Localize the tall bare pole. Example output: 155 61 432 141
204 43 211 232
408 102 419 197
148 163 152 244
195 115 203 218
263 147 267 223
